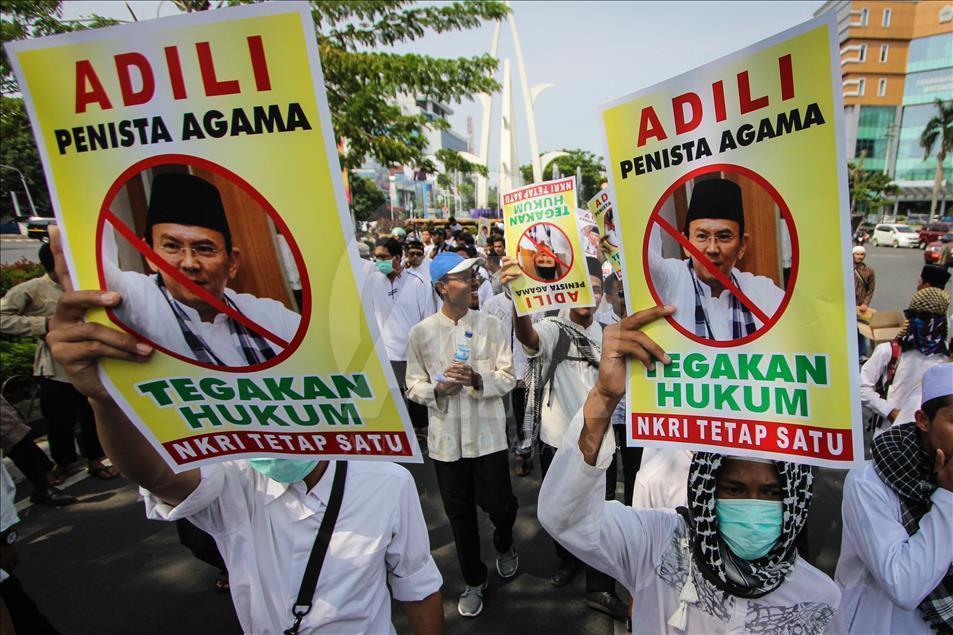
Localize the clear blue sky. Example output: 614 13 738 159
62 1 824 176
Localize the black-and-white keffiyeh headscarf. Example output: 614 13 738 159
873 422 953 633
687 260 756 340
685 452 813 598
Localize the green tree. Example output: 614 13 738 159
348 173 387 222
520 149 606 201
919 98 953 220
848 154 898 218
0 95 49 217
1 1 505 211
1 2 117 218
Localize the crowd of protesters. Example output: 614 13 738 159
0 211 950 635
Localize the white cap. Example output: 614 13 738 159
852 246 866 254
921 363 953 405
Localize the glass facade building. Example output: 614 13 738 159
854 106 897 172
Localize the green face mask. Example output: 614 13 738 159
248 458 318 483
715 498 783 560
375 259 394 275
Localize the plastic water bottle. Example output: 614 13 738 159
436 330 472 383
453 330 473 364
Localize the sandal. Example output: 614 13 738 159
87 462 119 480
215 571 230 593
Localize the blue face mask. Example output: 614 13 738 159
248 458 318 483
715 498 783 561
375 259 394 275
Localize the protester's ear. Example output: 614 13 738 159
914 409 930 434
49 227 74 293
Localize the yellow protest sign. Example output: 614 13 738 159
502 177 595 316
587 188 622 274
600 15 861 467
5 3 420 470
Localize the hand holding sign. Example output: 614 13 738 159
47 227 153 403
595 304 674 402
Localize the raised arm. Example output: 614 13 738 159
45 228 199 506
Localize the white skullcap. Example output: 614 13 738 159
921 363 952 405
852 246 866 254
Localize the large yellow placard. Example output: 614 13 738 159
600 15 862 467
6 3 420 471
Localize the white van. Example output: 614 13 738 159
871 224 919 248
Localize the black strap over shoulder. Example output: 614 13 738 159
284 461 349 635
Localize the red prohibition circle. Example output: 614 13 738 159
641 163 799 348
517 221 575 283
95 153 311 372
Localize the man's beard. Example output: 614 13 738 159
537 265 557 280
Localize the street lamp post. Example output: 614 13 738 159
0 164 37 216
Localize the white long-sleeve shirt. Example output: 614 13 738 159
538 412 843 635
365 269 436 362
835 462 953 635
142 460 442 634
648 226 784 341
523 319 602 448
859 343 948 426
630 447 693 511
405 309 516 462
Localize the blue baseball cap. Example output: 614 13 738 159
430 252 483 282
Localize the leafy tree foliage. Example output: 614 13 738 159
848 156 899 216
919 98 953 219
348 173 387 222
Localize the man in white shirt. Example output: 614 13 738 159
538 306 843 634
837 363 953 634
44 231 445 635
366 237 437 435
404 239 431 283
648 178 784 342
502 255 628 618
860 288 950 433
103 172 301 368
406 252 519 618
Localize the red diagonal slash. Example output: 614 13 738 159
654 215 771 325
522 233 571 270
103 209 290 348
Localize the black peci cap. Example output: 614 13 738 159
145 173 231 250
683 177 745 236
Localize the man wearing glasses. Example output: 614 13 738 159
102 172 301 367
405 252 519 619
648 177 784 341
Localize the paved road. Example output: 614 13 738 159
3 241 931 634
864 243 938 312
0 237 43 264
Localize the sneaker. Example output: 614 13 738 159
458 581 488 617
550 558 580 587
585 590 628 620
496 546 519 579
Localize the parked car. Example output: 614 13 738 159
918 222 953 249
25 216 56 241
924 233 953 266
871 223 920 248
906 213 930 230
